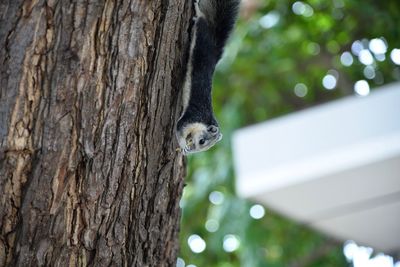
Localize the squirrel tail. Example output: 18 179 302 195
197 0 240 59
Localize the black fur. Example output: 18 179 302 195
178 17 218 130
206 0 241 59
177 0 240 131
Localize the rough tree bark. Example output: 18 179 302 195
0 0 191 266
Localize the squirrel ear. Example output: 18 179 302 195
207 125 218 133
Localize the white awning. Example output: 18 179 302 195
232 82 400 254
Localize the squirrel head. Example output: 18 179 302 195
177 122 222 155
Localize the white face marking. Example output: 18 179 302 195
194 0 206 19
177 123 222 155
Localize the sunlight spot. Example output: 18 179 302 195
209 191 224 205
344 240 358 261
340 52 353 66
352 246 373 267
354 80 370 96
322 74 337 90
292 1 305 15
359 49 374 65
368 254 394 267
363 66 375 79
205 219 219 232
390 49 400 65
375 53 386 62
303 5 314 17
223 235 240 252
351 40 364 56
250 204 266 219
259 11 280 29
343 241 395 267
176 258 185 267
188 235 206 253
292 2 314 17
369 38 387 54
294 83 308 97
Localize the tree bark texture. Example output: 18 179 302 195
0 0 191 266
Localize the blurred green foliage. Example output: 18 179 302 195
179 0 400 266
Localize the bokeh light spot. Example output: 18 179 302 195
344 240 358 261
354 80 370 96
322 74 337 90
259 11 280 29
250 204 266 219
205 219 219 232
188 235 206 253
292 2 314 17
292 2 305 15
176 257 185 267
340 52 353 66
209 191 224 205
375 53 386 62
363 66 375 79
359 49 374 65
294 83 308 97
342 241 396 267
390 49 400 65
351 40 363 56
369 38 387 54
223 235 240 252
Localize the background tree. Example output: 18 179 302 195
179 0 400 266
0 1 190 266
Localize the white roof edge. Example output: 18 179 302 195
235 132 400 198
232 82 400 139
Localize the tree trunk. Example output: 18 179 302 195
0 0 190 266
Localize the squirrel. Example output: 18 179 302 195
176 0 240 155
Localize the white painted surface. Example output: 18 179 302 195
232 82 400 253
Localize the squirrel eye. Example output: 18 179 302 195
199 139 205 145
